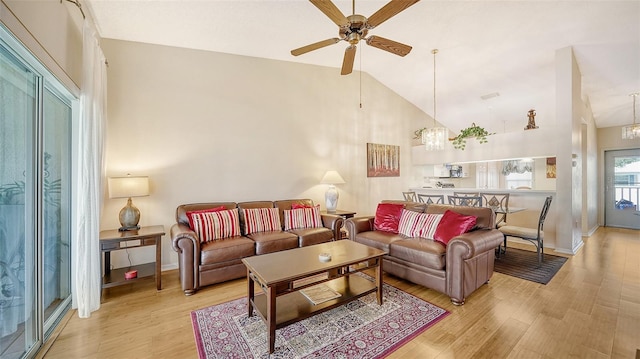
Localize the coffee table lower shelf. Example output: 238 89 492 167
250 275 376 329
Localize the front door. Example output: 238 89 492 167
604 149 640 229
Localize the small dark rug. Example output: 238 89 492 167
191 279 449 359
494 247 567 285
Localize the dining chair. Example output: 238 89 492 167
402 191 417 201
417 194 445 204
498 196 553 265
481 192 510 228
447 195 483 207
453 191 480 197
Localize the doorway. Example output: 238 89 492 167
604 149 640 229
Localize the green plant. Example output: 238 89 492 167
449 123 494 150
413 128 427 140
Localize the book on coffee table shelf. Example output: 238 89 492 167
300 284 342 305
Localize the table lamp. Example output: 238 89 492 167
320 170 345 213
108 175 149 231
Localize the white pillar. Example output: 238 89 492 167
555 47 584 254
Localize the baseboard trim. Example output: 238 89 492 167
162 263 178 272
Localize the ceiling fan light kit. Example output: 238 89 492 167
291 0 420 75
622 92 640 140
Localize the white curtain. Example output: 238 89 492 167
72 21 106 318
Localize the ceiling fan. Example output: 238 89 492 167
291 0 420 75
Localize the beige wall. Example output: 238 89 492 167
1 0 83 93
100 39 430 269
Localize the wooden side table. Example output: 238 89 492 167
322 210 356 239
99 225 165 291
323 209 356 219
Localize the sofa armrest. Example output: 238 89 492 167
446 229 503 260
345 216 375 239
320 213 344 240
170 223 201 295
445 229 504 304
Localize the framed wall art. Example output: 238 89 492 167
546 157 556 178
367 143 400 177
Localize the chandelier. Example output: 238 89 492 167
622 92 640 140
423 49 447 151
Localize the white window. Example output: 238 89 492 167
502 160 534 189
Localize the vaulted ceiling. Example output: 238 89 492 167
85 0 640 134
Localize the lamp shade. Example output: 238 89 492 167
108 176 149 199
320 170 346 185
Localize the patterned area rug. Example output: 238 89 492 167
494 247 568 285
191 281 449 359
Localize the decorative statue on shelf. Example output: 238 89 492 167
524 109 538 130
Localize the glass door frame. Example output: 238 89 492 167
604 148 640 229
1 23 75 359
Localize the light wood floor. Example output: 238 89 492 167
40 227 640 359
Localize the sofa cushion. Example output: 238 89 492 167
200 235 255 265
283 206 322 230
242 207 281 234
398 209 443 239
248 231 299 255
389 238 447 270
188 208 241 243
374 203 404 233
433 210 477 245
426 204 494 230
352 230 402 253
288 227 333 247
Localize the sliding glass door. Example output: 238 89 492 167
0 25 73 359
0 34 38 359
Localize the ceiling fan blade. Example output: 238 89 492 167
367 0 420 29
341 45 357 75
366 35 412 56
291 38 341 56
309 0 349 27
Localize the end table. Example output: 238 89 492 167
99 225 165 291
322 210 356 239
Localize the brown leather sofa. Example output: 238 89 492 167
171 199 343 295
345 201 503 305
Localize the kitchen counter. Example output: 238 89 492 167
409 187 555 195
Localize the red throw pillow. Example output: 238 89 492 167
291 203 318 209
433 210 477 246
374 203 404 233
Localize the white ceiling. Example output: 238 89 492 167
85 0 640 134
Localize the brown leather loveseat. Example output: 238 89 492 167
171 199 343 295
346 201 503 305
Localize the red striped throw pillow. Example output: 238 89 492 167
242 208 281 234
187 208 240 243
398 209 443 239
284 206 322 230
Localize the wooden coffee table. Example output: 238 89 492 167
241 240 386 354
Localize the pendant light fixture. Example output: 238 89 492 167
423 49 448 151
622 92 640 140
